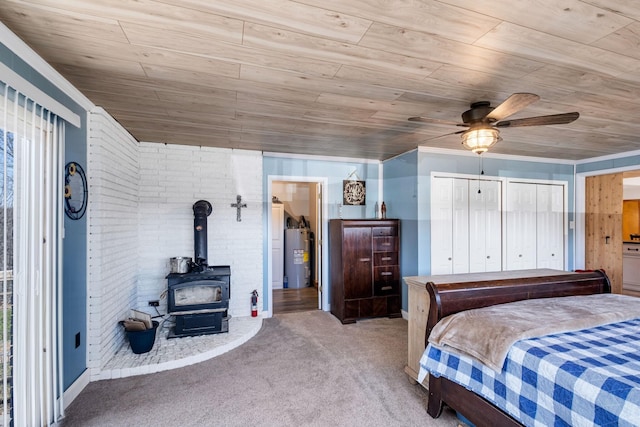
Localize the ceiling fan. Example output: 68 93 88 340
408 93 579 154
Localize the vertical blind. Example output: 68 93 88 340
0 80 64 426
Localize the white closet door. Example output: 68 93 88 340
271 204 284 288
452 179 470 273
506 182 537 270
431 177 454 274
483 180 503 272
468 180 502 273
468 180 486 273
537 184 564 269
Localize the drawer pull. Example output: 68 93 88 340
359 257 371 262
381 257 392 261
628 248 639 252
381 286 393 291
382 242 391 246
381 272 393 276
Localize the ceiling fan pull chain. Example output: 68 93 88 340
477 156 484 194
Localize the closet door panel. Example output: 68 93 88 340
537 184 564 269
483 180 503 272
468 180 502 273
431 177 454 274
452 179 469 274
468 180 486 273
506 182 537 270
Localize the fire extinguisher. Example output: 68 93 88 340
251 290 259 317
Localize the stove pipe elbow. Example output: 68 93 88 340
193 200 213 265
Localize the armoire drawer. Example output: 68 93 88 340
374 252 398 266
374 281 399 296
372 226 397 237
373 236 397 252
374 266 399 295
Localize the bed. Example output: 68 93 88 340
417 269 640 426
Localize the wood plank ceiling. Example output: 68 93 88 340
2 0 640 160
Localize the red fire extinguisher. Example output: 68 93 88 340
251 290 259 317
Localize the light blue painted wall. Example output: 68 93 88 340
383 150 418 311
1 42 88 390
262 156 380 311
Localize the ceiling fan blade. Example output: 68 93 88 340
409 116 467 127
495 112 580 128
485 93 540 122
419 129 466 144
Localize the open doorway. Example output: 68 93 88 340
623 172 640 297
577 169 640 295
267 177 327 316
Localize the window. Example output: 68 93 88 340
1 81 64 426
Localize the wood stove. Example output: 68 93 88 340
167 200 231 338
167 266 230 337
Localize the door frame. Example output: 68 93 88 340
266 175 329 317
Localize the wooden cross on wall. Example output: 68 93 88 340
231 195 247 222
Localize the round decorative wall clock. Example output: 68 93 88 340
64 162 88 220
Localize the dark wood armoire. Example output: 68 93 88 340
329 219 401 324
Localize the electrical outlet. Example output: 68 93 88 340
148 300 160 307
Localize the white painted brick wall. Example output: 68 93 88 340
87 111 263 378
137 144 263 317
87 108 139 376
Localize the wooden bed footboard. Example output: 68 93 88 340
428 375 521 427
423 269 611 426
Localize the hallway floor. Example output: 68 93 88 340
273 286 318 314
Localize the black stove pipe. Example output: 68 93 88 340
193 200 213 266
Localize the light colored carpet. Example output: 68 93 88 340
60 311 459 426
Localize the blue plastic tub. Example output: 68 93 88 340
126 321 159 354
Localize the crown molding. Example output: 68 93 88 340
574 147 640 165
263 151 380 164
418 146 575 165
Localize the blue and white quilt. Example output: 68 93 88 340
420 318 640 426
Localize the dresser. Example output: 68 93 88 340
329 219 401 324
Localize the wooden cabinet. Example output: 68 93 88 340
404 276 431 387
330 219 401 324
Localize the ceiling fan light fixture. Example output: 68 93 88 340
461 128 502 154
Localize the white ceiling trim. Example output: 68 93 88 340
574 147 640 165
0 22 93 112
263 151 380 164
0 62 81 128
418 146 576 165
